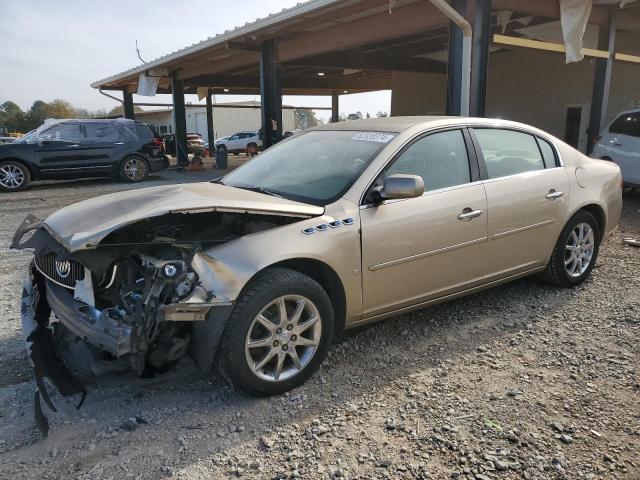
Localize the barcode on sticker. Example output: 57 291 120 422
351 132 395 143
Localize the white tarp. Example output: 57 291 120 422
137 73 159 96
559 0 593 63
197 87 209 101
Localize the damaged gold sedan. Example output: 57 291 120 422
12 117 622 435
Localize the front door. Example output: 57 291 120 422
472 127 570 278
360 129 489 318
33 122 85 176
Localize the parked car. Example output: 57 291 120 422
0 136 15 144
592 108 640 187
12 117 622 433
215 131 261 155
162 133 206 156
0 119 168 192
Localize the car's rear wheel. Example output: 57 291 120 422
119 156 149 183
218 268 334 396
541 210 600 287
0 160 31 192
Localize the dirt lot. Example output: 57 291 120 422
0 168 638 480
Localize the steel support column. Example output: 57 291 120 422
587 9 616 155
260 40 282 149
331 94 340 123
205 89 215 158
446 0 467 115
470 0 491 117
122 90 135 119
172 73 189 167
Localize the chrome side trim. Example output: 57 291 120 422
490 219 557 240
481 167 566 185
368 236 487 271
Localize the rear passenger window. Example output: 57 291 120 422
384 129 471 191
84 123 119 142
609 113 640 138
537 138 557 168
474 129 544 179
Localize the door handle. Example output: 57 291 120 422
69 144 80 148
613 142 622 147
457 208 483 221
545 189 564 200
114 141 125 145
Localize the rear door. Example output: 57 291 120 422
81 122 126 175
33 122 85 175
360 128 489 318
471 127 570 278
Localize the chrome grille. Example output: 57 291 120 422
34 253 85 289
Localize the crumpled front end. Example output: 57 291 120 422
14 207 313 435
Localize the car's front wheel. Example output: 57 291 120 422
541 210 600 287
219 268 334 396
0 160 31 192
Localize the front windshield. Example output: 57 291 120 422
14 129 38 144
222 130 396 205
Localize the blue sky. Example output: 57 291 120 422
1 0 391 120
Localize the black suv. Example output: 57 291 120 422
0 119 169 192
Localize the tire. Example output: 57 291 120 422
0 160 31 192
540 210 600 287
119 156 149 183
218 268 334 396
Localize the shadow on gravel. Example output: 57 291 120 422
1 273 570 459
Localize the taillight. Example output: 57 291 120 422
152 137 165 152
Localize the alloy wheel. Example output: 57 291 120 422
564 222 595 278
245 295 322 382
123 158 144 180
0 164 25 189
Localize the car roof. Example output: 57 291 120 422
311 116 556 136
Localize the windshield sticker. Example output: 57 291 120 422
350 132 395 143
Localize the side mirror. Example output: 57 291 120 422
379 174 425 200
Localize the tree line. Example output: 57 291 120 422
0 100 131 133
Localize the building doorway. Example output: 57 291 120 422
563 106 582 149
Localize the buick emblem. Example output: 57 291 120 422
55 260 71 278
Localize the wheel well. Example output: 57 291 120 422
270 258 347 332
580 204 606 240
0 157 36 180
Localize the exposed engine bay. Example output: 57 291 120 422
12 210 305 435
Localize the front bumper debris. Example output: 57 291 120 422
21 269 85 437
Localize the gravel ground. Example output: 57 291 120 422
0 169 638 480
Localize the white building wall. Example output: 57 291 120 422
138 105 296 140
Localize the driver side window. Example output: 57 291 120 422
38 123 83 143
383 129 471 191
